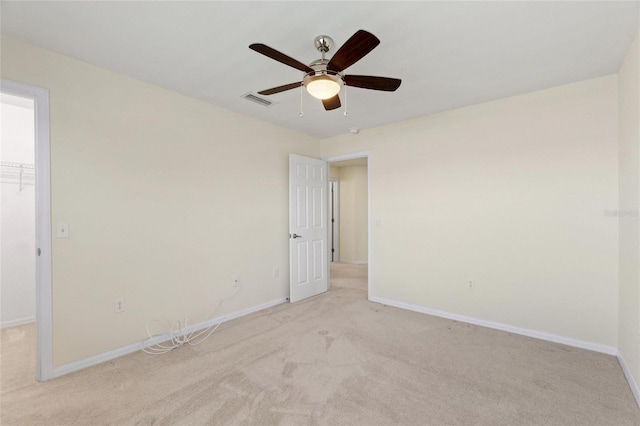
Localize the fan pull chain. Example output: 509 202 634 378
343 84 348 117
299 84 304 118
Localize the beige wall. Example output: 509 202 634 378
618 27 640 396
322 76 620 348
3 34 636 381
1 36 319 366
337 165 368 263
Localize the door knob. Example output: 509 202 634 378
290 234 302 239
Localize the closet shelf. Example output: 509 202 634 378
1 161 35 169
1 161 35 191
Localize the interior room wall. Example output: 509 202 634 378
321 75 619 348
618 27 640 400
337 165 368 263
1 36 320 366
0 94 36 328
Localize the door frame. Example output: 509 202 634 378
329 178 340 263
1 78 53 381
323 151 371 298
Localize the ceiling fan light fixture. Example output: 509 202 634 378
304 74 341 100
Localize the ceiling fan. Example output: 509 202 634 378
249 30 401 111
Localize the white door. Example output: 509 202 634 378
289 154 328 303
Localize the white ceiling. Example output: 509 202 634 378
1 1 638 139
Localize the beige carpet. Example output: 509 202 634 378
328 262 367 291
1 263 639 425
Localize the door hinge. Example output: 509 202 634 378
37 248 41 256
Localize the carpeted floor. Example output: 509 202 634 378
328 262 367 291
1 262 639 425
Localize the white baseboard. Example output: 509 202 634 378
1 316 35 329
368 296 640 408
369 296 618 356
52 297 287 379
337 260 368 265
617 350 640 408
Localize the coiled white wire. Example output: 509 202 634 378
142 284 240 355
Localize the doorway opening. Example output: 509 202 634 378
324 152 370 297
1 79 52 381
1 93 36 329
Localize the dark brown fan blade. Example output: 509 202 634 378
344 75 402 91
322 95 341 111
327 30 380 72
249 44 313 73
258 82 302 95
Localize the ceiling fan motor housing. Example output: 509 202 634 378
307 59 344 80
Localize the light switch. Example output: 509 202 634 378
56 222 69 238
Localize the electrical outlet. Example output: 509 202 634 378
232 275 239 287
273 267 279 278
468 280 475 291
114 297 125 313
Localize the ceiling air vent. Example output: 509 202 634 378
242 92 274 107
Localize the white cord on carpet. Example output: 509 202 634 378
142 283 240 355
